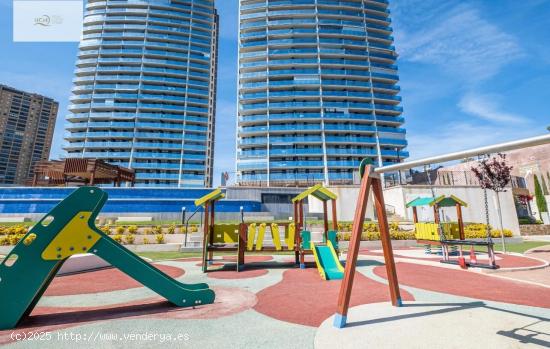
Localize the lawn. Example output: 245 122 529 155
137 250 296 261
475 240 549 254
137 251 202 261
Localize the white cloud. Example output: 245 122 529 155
407 122 539 161
458 93 528 124
394 2 523 82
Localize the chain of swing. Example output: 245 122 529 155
423 156 496 266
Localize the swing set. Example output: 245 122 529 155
334 134 550 328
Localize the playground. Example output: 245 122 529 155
0 243 549 348
1 135 550 348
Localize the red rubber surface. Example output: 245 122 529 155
361 249 546 269
223 255 273 263
44 265 184 296
374 262 550 308
207 269 268 279
254 268 414 327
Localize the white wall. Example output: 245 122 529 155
384 186 521 236
313 185 521 236
308 186 376 222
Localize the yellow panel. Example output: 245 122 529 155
287 223 295 250
42 212 101 261
247 223 256 251
255 223 266 251
271 223 282 251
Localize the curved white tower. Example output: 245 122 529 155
65 0 218 187
237 0 408 187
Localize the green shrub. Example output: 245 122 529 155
190 225 198 233
167 224 176 234
143 237 150 245
124 234 135 245
518 217 541 225
143 228 152 235
0 236 10 246
127 225 138 234
113 234 123 243
153 225 163 234
155 234 165 244
115 226 126 234
100 225 111 235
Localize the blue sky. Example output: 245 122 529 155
0 0 549 185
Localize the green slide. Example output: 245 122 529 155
0 187 215 330
311 240 344 280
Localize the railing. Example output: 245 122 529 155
384 170 527 189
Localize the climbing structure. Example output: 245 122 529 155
0 187 215 330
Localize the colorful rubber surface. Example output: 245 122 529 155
0 187 214 330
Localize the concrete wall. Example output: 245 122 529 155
384 185 521 236
307 186 376 222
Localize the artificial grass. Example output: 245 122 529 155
137 251 203 261
475 241 549 254
137 250 295 261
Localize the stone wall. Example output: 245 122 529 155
520 224 550 236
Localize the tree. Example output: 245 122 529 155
471 153 513 253
534 174 548 221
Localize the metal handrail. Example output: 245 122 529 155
376 134 550 174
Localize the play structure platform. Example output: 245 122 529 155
0 187 215 330
198 185 344 280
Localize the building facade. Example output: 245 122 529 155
0 85 58 185
236 0 408 187
65 0 218 188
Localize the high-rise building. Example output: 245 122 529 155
0 85 58 185
65 0 218 187
237 0 408 186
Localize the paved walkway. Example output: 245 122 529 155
492 245 550 287
1 249 549 349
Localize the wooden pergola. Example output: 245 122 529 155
32 158 135 187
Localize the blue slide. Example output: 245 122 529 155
311 240 344 280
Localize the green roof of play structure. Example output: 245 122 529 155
194 188 225 207
292 184 337 203
406 195 467 208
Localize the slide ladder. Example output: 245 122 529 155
0 187 215 330
311 240 344 280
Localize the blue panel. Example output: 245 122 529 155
0 188 262 214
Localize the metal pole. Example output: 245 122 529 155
375 134 550 174
181 207 187 247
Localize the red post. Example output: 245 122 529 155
237 223 246 271
373 176 402 308
208 201 215 263
323 200 329 240
334 166 373 328
456 203 465 240
294 202 299 264
412 207 418 224
331 199 338 231
201 203 209 273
